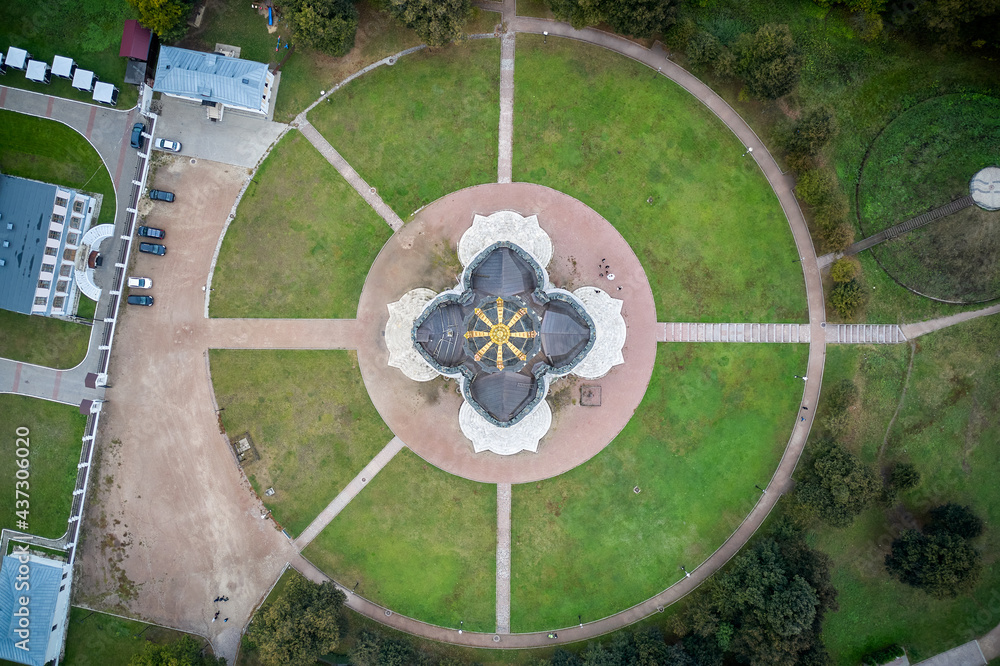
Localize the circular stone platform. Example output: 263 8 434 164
355 183 658 484
971 166 1000 210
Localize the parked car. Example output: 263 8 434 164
127 295 153 306
137 226 165 239
154 138 182 152
127 277 153 289
130 122 145 149
139 242 166 256
148 189 175 202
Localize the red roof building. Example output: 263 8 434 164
119 19 152 60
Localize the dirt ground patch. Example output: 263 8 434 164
74 158 297 662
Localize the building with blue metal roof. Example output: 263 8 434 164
0 174 97 318
153 46 275 116
0 551 73 666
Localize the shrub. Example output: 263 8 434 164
885 529 981 598
733 24 803 99
688 31 723 68
928 503 984 539
786 106 839 158
795 169 837 207
830 279 866 318
797 440 880 527
889 462 921 492
821 223 855 252
830 257 860 283
861 644 905 666
285 0 359 57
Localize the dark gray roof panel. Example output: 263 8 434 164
540 300 592 368
469 246 536 298
468 372 537 423
0 175 55 315
414 301 467 368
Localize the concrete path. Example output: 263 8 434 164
0 360 103 405
827 323 907 344
296 121 403 230
913 640 987 666
496 483 512 634
817 195 977 268
498 32 516 183
293 437 406 549
658 322 811 343
901 303 1000 339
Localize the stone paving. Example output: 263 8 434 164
498 32 516 183
658 322 811 343
912 640 987 666
496 483 512 634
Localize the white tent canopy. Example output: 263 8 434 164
25 60 50 83
52 55 75 78
6 46 29 70
93 81 118 105
72 68 95 92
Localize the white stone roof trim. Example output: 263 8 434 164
459 398 551 455
570 287 626 380
385 289 439 382
971 166 1000 211
458 210 553 268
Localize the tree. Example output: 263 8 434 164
285 0 359 57
829 280 866 319
386 0 471 47
247 576 346 666
786 106 838 159
733 24 802 99
830 258 860 284
797 440 880 526
885 529 981 597
127 0 189 41
130 636 225 666
928 503 984 539
602 0 679 37
687 31 735 77
889 462 921 492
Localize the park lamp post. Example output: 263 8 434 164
459 620 463 635
742 146 754 157
680 565 691 579
543 31 548 43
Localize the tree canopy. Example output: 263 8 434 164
386 0 471 47
885 529 981 598
796 440 880 527
549 0 678 36
130 636 225 666
285 0 359 57
127 0 189 41
734 24 803 100
247 576 347 666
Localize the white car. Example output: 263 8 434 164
154 138 182 152
128 276 153 289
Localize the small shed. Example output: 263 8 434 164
71 68 96 92
124 58 146 85
5 47 29 71
25 60 51 84
51 55 76 79
93 82 118 106
120 19 152 60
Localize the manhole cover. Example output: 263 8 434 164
190 158 197 165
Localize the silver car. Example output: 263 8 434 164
154 138 182 152
128 277 153 289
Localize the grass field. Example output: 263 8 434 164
809 316 1000 664
0 0 139 108
210 350 390 537
511 343 808 630
308 39 500 220
513 36 807 323
210 130 391 319
184 0 499 123
303 448 497 633
59 607 208 666
0 396 85 539
0 310 91 369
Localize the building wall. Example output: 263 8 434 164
30 188 94 317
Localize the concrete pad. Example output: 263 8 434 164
153 96 286 168
914 640 986 666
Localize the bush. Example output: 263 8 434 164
826 378 859 413
821 223 855 252
733 24 803 99
603 0 679 37
786 106 838 158
795 169 837 207
861 644 905 666
928 503 984 539
889 462 921 492
830 257 860 283
387 0 471 46
285 0 359 57
830 279 866 318
885 529 981 598
688 30 723 68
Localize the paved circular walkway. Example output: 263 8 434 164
354 182 658 483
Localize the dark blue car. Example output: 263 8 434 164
130 122 145 149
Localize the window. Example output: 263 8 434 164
51 213 64 224
56 280 69 293
53 296 65 309
55 197 68 207
41 263 54 274
63 249 75 261
69 217 82 230
66 232 79 246
34 296 48 306
73 200 85 213
37 280 51 290
48 230 61 240
59 264 72 277
44 247 57 257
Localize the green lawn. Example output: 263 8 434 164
210 130 391 318
511 343 808 630
0 0 139 108
513 36 807 322
303 448 497 633
0 310 91 369
0 395 85 539
58 607 207 666
811 316 1000 664
308 38 500 220
210 350 390 537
